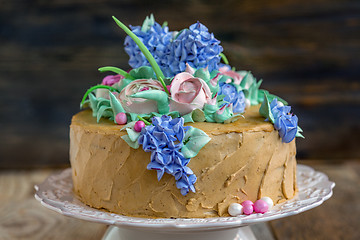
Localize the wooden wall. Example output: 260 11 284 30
0 0 359 168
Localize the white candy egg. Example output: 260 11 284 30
228 203 244 216
277 101 284 107
260 197 274 210
245 99 251 109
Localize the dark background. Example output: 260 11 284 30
1 0 359 168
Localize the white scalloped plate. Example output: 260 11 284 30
34 164 334 232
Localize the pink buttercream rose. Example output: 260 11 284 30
219 66 243 85
118 79 164 114
170 72 212 115
96 74 124 99
102 74 124 86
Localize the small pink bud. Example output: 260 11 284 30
241 200 254 207
134 121 145 132
254 200 269 214
243 204 254 215
115 112 127 125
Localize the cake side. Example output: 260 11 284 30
70 106 296 218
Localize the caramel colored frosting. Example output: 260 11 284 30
70 105 297 218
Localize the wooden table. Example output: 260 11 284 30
0 160 359 240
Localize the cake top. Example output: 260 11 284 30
80 15 303 195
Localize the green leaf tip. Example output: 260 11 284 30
219 53 229 65
98 66 134 80
80 85 120 109
137 115 151 125
112 16 169 95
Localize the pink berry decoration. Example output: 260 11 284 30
134 120 145 132
115 112 127 125
254 200 269 214
243 204 254 215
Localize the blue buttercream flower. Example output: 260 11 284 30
138 115 197 195
219 82 246 113
176 174 197 196
124 21 173 70
162 22 223 77
270 99 298 143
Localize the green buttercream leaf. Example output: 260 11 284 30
120 121 136 131
109 92 125 123
129 66 156 79
203 103 218 122
224 114 243 124
96 97 111 109
121 135 140 149
239 71 255 89
131 90 169 114
181 127 211 159
183 109 206 123
89 93 98 117
214 106 234 123
296 126 305 138
191 109 206 122
97 105 113 122
127 112 140 122
81 100 90 108
259 93 275 123
182 113 194 123
126 128 141 142
167 111 181 119
258 90 288 106
141 14 155 32
194 68 210 82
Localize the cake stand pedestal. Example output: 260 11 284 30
34 165 334 240
102 226 256 240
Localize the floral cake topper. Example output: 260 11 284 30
80 15 304 195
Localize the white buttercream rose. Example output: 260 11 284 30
118 79 164 114
169 72 212 115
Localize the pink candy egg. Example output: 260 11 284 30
254 200 269 214
134 120 145 132
241 200 253 207
243 204 254 215
115 112 127 125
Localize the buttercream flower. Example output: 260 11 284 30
138 115 197 195
118 79 165 114
102 74 124 86
96 75 124 99
169 72 212 115
274 113 298 143
124 16 173 72
162 22 223 77
269 98 298 143
219 82 246 113
219 65 243 85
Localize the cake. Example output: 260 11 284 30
70 15 303 218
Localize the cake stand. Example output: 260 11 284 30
34 165 334 240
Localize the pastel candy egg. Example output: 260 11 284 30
241 200 253 207
228 203 243 216
245 99 251 109
134 121 146 132
115 112 127 125
254 200 269 214
243 204 254 215
260 197 274 210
